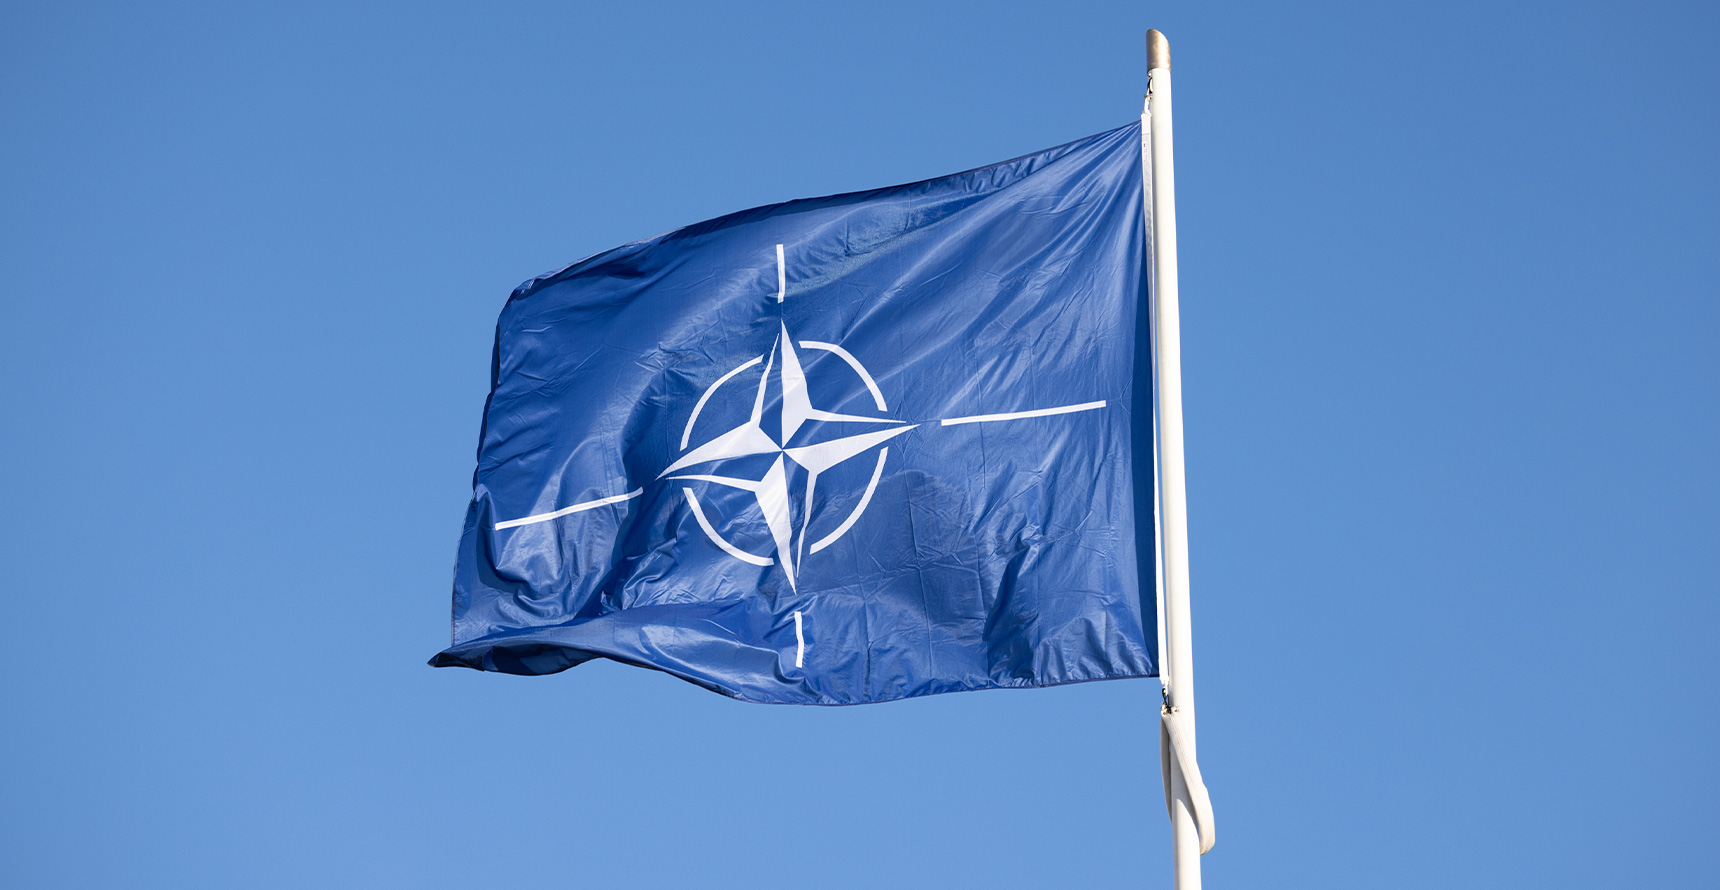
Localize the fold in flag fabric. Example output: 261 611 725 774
432 122 1159 704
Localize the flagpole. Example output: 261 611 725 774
1144 27 1212 890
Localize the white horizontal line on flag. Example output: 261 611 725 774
938 400 1106 426
494 488 643 530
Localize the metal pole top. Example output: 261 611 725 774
1147 29 1171 70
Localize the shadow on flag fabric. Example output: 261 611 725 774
431 122 1159 704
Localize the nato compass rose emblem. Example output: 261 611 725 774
490 244 1109 593
653 244 1108 590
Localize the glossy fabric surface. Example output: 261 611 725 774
432 123 1158 703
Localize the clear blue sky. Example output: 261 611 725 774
3 1 1715 887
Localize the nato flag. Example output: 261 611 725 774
431 122 1158 704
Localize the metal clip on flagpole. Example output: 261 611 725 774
1143 28 1215 888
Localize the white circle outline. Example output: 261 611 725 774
679 342 894 564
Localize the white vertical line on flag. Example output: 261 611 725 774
793 610 805 667
776 243 786 302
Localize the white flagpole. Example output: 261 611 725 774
1144 27 1213 890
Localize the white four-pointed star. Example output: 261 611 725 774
659 324 918 586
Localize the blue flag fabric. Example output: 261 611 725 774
432 122 1158 704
